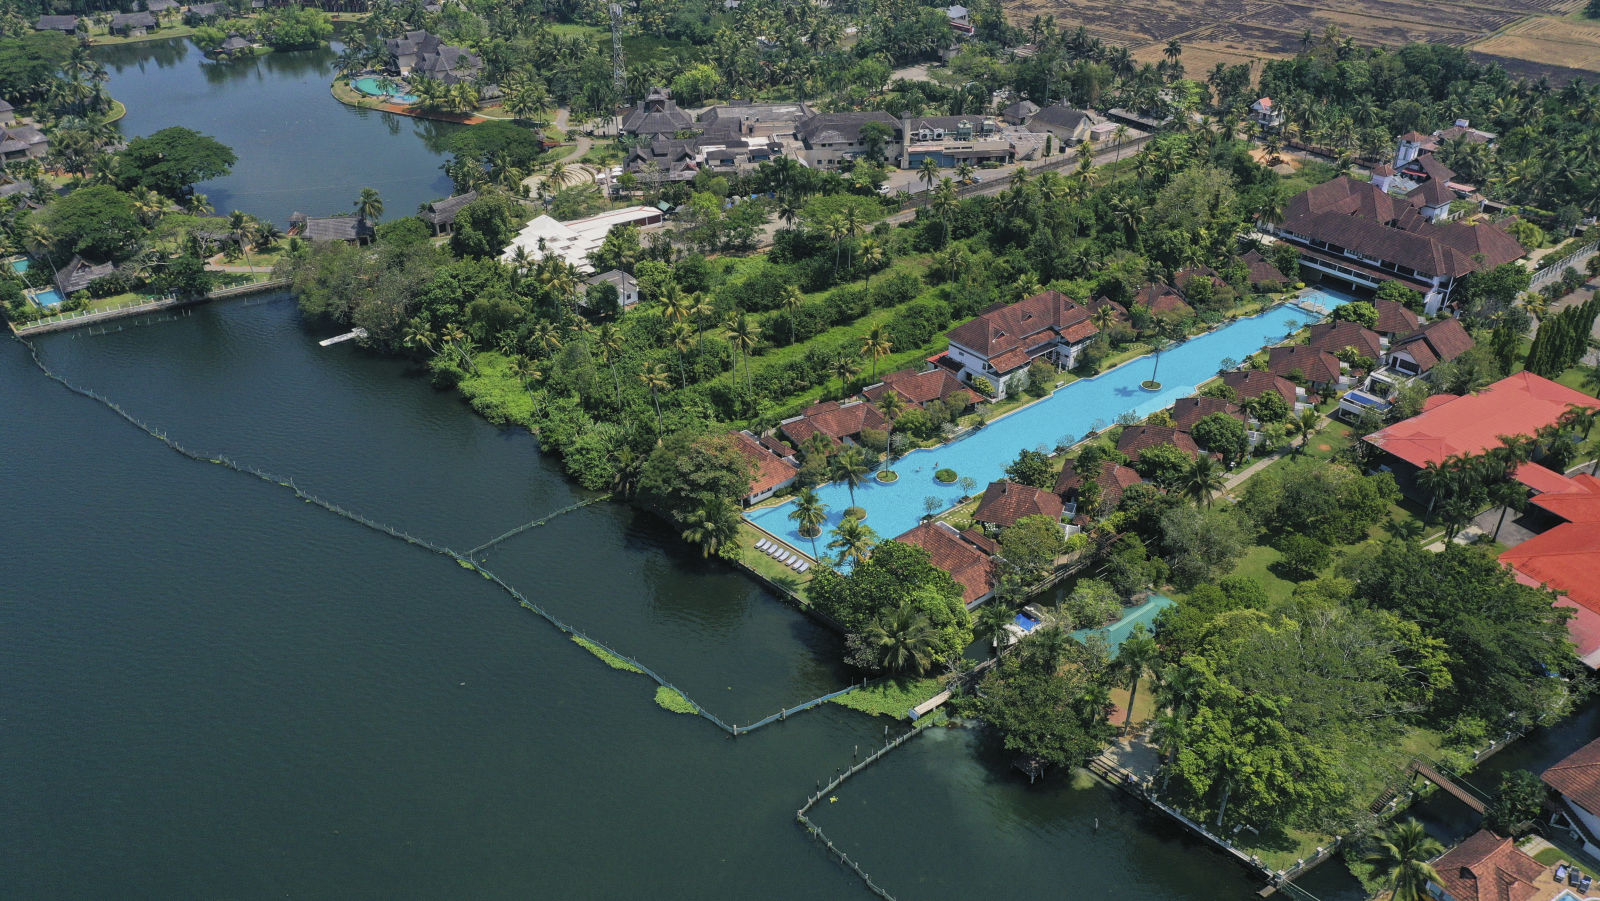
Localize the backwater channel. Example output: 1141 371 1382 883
8 36 1593 897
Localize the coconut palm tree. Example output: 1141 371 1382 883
639 361 671 430
355 187 384 223
828 516 879 568
723 312 760 389
1114 623 1159 732
863 599 937 674
860 325 893 380
779 284 805 345
875 390 906 473
1288 407 1320 454
1178 454 1226 507
227 209 258 269
931 178 957 245
917 156 940 193
185 192 213 215
1363 819 1443 901
682 497 740 558
508 355 541 388
788 487 828 559
596 322 624 407
833 351 860 392
974 603 1014 657
829 447 871 509
1489 479 1530 541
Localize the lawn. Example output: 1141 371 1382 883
736 522 814 595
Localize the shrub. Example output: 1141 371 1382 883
935 468 958 483
969 376 995 397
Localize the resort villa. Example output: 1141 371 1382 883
778 398 887 450
971 480 1064 532
729 431 799 506
891 520 998 607
943 290 1100 399
1425 829 1550 901
385 30 483 84
1383 318 1475 377
1543 736 1600 859
861 366 979 414
1263 172 1524 315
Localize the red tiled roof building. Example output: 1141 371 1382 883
972 480 1064 530
1385 318 1475 376
892 521 998 607
944 290 1099 399
1427 830 1544 901
729 430 798 505
1222 369 1299 408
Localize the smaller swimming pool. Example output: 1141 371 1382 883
7 256 28 275
29 288 64 307
352 76 418 103
1014 613 1041 631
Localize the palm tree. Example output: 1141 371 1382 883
1489 479 1530 541
355 187 384 223
1146 334 1172 386
1415 461 1452 521
917 156 940 193
508 355 541 389
833 352 860 393
828 516 879 568
682 497 740 558
596 322 624 408
1114 623 1159 732
1387 518 1427 544
875 390 906 473
723 313 760 389
1288 408 1320 454
1178 455 1227 507
974 603 1014 657
860 325 893 380
788 487 828 559
829 447 871 509
779 284 805 345
639 362 671 430
1363 819 1443 901
227 209 258 269
863 600 937 674
931 178 957 245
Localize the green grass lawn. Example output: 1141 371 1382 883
736 523 814 595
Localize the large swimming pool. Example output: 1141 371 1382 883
747 288 1353 546
352 76 418 104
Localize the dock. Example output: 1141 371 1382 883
319 327 368 347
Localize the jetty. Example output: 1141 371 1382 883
319 327 368 347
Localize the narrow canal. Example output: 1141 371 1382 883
95 37 461 225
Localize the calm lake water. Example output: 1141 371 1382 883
0 297 1279 898
95 38 460 225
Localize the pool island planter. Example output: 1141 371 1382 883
1140 380 1162 391
875 471 899 483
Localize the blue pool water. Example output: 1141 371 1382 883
8 257 28 275
352 76 418 103
748 289 1351 544
1014 613 1041 631
29 288 64 307
1073 594 1173 654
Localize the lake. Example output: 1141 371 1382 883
0 297 1280 898
95 38 461 226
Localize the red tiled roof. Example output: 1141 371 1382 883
892 521 997 607
973 480 1064 528
1543 735 1600 814
1056 460 1143 510
1375 297 1421 336
1267 344 1341 385
1279 176 1523 280
1170 396 1246 431
1240 250 1288 288
730 431 798 500
1389 318 1474 373
1365 373 1599 469
1117 425 1201 461
1501 523 1600 617
1223 370 1298 406
1089 295 1130 324
1173 266 1223 296
989 347 1032 374
946 290 1097 359
1529 472 1600 524
862 367 979 410
1429 830 1544 901
779 399 888 447
1306 321 1383 361
1132 283 1193 317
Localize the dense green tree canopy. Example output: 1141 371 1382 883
117 127 238 199
35 185 143 262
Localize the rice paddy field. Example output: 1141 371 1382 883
1004 0 1597 85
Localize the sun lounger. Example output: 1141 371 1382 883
1555 865 1569 883
796 561 809 573
773 550 788 562
1579 875 1592 892
780 552 796 565
755 539 770 552
790 557 804 571
766 545 783 557
1570 869 1585 886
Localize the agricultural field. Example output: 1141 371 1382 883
1007 0 1597 85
